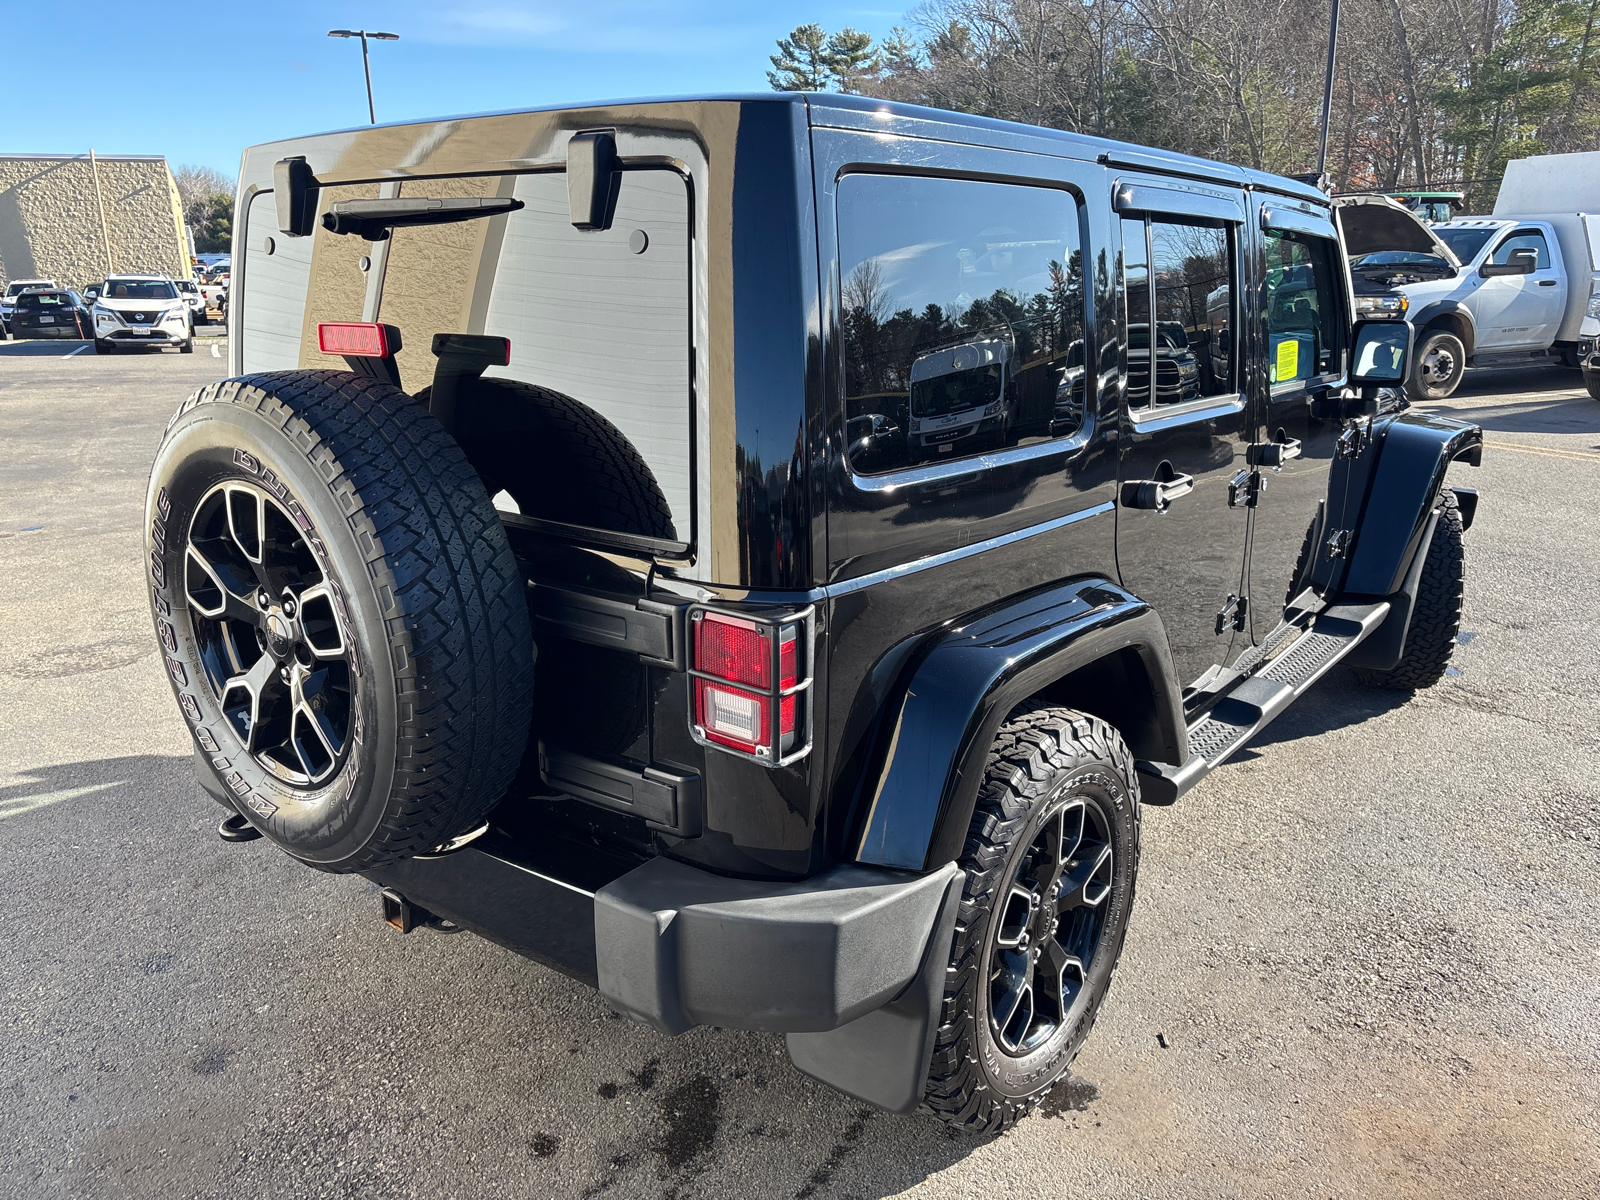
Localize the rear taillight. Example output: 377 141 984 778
690 608 811 764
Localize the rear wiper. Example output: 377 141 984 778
321 196 523 240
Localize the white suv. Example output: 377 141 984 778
92 276 194 354
3 278 58 336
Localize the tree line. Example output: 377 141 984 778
769 0 1600 208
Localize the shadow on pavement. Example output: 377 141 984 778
0 339 92 357
1 753 1013 1200
1420 365 1599 435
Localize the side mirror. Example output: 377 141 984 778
1481 247 1538 277
1349 319 1413 387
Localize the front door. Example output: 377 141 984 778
1474 228 1566 350
1246 211 1347 631
1116 207 1252 692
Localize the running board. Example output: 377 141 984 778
1136 601 1390 805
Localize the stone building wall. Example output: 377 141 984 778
0 154 190 292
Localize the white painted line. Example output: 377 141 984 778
210 343 221 358
62 345 89 358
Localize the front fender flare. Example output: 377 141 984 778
853 579 1182 872
1343 410 1481 598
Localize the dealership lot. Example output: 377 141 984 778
1 344 1597 1199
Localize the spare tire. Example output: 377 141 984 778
145 370 535 871
416 377 677 542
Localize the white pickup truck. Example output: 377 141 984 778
1338 151 1600 400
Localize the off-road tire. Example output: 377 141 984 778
1408 329 1466 400
146 370 535 871
417 377 677 542
921 707 1141 1134
1356 490 1465 690
1585 371 1600 401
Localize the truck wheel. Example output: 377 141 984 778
1356 490 1464 691
1585 372 1600 401
1409 330 1466 400
921 707 1140 1134
418 376 677 541
146 370 535 871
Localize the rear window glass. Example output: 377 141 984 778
18 292 70 308
838 174 1087 475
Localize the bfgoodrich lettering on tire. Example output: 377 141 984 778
921 706 1140 1133
145 369 535 872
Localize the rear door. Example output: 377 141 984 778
1113 181 1252 692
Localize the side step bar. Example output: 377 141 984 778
1136 601 1390 805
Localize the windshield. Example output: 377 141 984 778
6 282 51 298
911 364 1003 419
1434 228 1495 263
102 280 177 300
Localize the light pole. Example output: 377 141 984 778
327 29 399 124
1315 0 1340 184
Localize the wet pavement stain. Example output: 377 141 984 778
631 1057 660 1091
191 1045 233 1076
528 1132 559 1157
1040 1073 1100 1118
795 1107 874 1199
655 1075 720 1176
597 1080 619 1099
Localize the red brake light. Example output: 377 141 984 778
317 322 389 357
692 612 799 756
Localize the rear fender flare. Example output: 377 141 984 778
852 579 1182 872
1343 411 1481 599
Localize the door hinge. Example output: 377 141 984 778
1325 529 1351 559
1215 593 1248 635
1336 423 1369 459
1228 468 1264 508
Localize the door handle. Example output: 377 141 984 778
1538 279 1557 286
1250 437 1302 469
1123 473 1195 511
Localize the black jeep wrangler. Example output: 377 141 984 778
146 94 1481 1132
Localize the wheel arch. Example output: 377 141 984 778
1413 301 1476 356
850 578 1182 873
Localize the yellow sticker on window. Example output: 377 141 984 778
1274 337 1299 382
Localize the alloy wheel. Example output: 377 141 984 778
183 481 355 786
987 795 1115 1055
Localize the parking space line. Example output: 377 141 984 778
1484 439 1600 463
211 343 221 358
62 345 89 358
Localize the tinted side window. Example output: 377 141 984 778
838 175 1086 475
1123 217 1235 408
1492 230 1550 268
1264 231 1343 383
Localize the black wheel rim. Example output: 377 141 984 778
184 481 355 787
987 795 1115 1056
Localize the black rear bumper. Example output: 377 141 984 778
363 828 961 1114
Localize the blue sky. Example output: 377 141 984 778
11 2 909 175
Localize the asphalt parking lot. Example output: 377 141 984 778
2 341 1597 1199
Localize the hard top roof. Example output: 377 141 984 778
249 91 1326 205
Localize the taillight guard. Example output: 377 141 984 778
688 604 815 767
